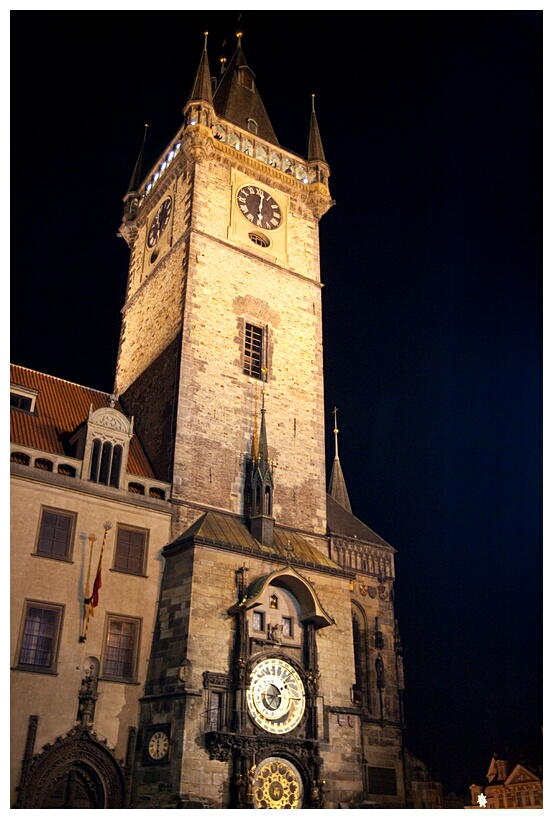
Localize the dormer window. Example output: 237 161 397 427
10 384 38 413
247 118 258 135
237 67 253 89
73 405 134 492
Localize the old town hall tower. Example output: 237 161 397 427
113 31 407 808
10 30 406 810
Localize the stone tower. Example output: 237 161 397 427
115 30 332 540
116 31 406 810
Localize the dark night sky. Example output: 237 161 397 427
12 10 542 796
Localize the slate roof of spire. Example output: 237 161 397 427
326 494 393 549
328 454 352 513
188 32 214 106
213 36 279 145
307 96 327 163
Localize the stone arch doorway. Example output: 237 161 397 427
15 725 126 809
39 764 104 808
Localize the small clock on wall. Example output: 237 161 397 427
144 726 170 763
147 197 172 248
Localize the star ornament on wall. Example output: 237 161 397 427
477 793 487 808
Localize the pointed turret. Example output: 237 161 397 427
119 124 149 243
307 94 327 163
249 386 275 546
213 30 279 145
328 408 352 513
187 31 213 106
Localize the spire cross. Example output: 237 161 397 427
333 406 339 458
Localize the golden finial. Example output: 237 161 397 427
236 29 243 40
203 31 209 49
333 407 339 458
311 93 316 112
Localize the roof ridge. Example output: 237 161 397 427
10 363 112 396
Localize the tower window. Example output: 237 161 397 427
238 67 253 89
247 118 258 134
244 323 264 379
252 611 265 632
248 233 270 248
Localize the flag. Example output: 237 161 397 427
80 522 111 642
86 548 103 613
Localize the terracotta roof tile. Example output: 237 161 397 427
10 365 155 478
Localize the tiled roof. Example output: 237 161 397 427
213 41 279 146
10 364 155 478
327 493 393 549
172 510 342 571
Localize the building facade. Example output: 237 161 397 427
467 754 543 809
11 32 407 809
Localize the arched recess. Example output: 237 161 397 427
351 601 370 709
229 565 335 629
15 726 126 809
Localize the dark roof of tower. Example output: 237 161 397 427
328 455 352 513
307 95 327 163
327 494 393 549
213 36 279 145
187 32 213 106
125 124 149 196
168 509 344 572
10 364 155 478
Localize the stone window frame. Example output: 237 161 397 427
100 614 141 683
237 316 273 382
252 610 265 633
112 524 149 576
15 600 65 674
203 672 230 733
34 506 76 562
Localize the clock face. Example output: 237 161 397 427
236 185 282 231
147 197 172 248
252 757 303 809
246 658 305 734
147 730 169 760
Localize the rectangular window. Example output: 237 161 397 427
17 602 63 672
102 616 140 682
367 767 397 796
36 509 75 560
208 691 223 731
10 385 38 413
244 323 264 379
282 616 293 637
114 526 147 575
252 611 265 632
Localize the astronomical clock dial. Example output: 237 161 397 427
252 757 303 810
236 184 282 231
147 197 172 248
246 657 305 734
147 730 169 761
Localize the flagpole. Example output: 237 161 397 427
80 522 112 642
80 534 97 642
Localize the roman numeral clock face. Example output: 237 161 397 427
237 185 282 231
246 658 305 734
